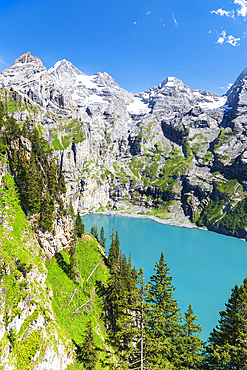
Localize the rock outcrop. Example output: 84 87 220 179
2 52 247 239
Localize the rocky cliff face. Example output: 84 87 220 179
1 52 247 239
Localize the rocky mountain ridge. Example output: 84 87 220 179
1 52 247 239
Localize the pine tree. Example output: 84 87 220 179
106 250 139 368
180 304 204 369
25 153 42 213
39 192 55 231
48 162 57 196
68 198 75 217
4 115 20 139
29 127 40 155
145 252 182 367
75 211 85 238
58 171 67 194
77 320 99 369
22 119 31 138
100 226 106 248
10 149 18 170
17 148 29 187
204 277 247 369
108 229 119 270
90 224 99 241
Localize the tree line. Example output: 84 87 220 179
0 102 68 231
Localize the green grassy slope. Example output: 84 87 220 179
46 235 111 369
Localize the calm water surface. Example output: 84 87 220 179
82 214 247 341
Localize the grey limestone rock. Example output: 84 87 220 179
2 52 247 236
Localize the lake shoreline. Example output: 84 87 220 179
96 210 201 229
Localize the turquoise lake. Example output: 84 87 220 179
81 213 247 342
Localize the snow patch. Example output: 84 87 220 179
75 74 100 90
165 77 176 87
199 96 227 110
127 97 150 114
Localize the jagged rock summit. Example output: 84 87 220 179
1 52 247 240
14 51 43 65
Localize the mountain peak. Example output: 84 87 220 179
14 51 43 66
161 76 184 88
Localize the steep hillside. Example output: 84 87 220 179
0 107 114 369
0 164 112 369
1 52 247 239
0 168 73 369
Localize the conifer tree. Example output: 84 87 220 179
145 252 182 367
48 163 57 196
11 149 18 170
77 320 98 369
58 171 67 194
29 127 40 155
17 148 29 187
180 303 204 369
100 226 106 248
22 119 31 138
106 250 139 367
5 115 20 139
75 211 85 238
39 192 55 231
25 153 42 213
204 277 247 369
68 198 75 217
90 224 99 241
108 229 120 270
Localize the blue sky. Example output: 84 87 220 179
1 0 247 95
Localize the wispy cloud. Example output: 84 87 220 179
216 30 240 46
211 8 234 18
160 17 165 27
172 13 178 26
0 56 8 70
217 83 233 91
145 11 151 15
133 21 140 26
234 0 247 17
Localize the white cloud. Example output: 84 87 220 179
234 0 247 17
146 11 151 15
216 36 226 45
134 21 140 26
209 30 212 33
227 34 241 46
172 13 178 26
160 17 165 27
215 30 240 46
211 8 234 17
216 30 226 44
